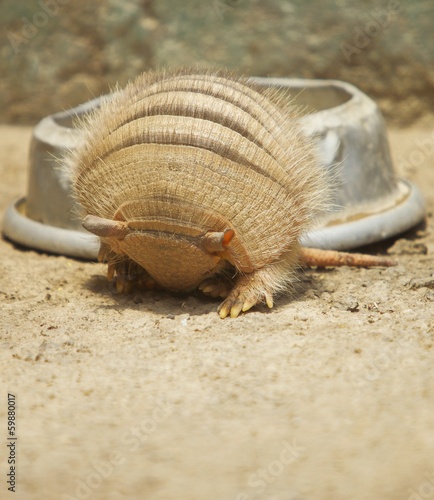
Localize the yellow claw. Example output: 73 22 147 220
242 299 256 312
230 302 243 318
265 293 274 309
201 284 217 294
116 279 132 294
218 301 231 319
116 279 124 294
107 264 115 281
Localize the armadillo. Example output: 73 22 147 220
67 68 393 318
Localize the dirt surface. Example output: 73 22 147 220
1 123 434 500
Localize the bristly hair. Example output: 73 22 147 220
64 67 331 285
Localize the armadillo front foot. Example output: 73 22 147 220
98 244 157 294
111 259 157 294
217 273 274 319
216 251 299 318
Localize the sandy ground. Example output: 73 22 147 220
1 122 434 500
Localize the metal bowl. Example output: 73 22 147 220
2 78 425 258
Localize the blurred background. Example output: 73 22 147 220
0 0 433 125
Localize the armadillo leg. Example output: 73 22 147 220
98 242 157 293
113 258 157 294
300 247 395 268
218 249 300 318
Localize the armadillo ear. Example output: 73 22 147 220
82 215 130 239
201 228 235 253
222 228 235 247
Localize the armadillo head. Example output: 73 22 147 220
82 215 235 292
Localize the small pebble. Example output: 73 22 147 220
335 297 359 312
346 300 359 312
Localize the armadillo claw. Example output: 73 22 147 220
242 299 256 312
229 301 244 318
217 286 260 318
103 255 156 294
217 280 275 318
218 298 243 319
218 296 259 318
107 263 115 281
265 292 274 309
116 276 133 294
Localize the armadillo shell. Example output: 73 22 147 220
69 68 326 271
